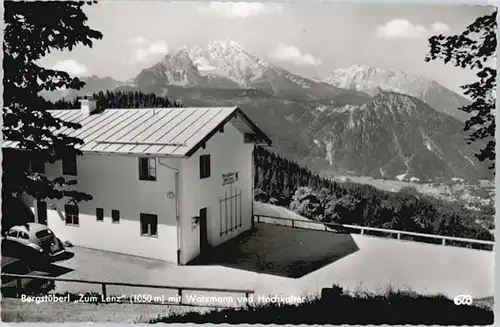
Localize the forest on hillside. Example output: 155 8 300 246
253 146 494 243
45 90 183 109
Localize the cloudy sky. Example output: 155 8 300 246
40 2 495 95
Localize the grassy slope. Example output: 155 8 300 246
152 288 494 325
0 298 209 323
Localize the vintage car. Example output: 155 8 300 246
2 223 65 265
1 256 55 297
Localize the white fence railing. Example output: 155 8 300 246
253 214 494 250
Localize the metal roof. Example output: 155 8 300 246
2 107 272 157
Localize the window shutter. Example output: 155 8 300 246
199 156 204 178
64 205 71 224
206 155 211 177
151 215 158 236
139 158 147 179
148 158 156 178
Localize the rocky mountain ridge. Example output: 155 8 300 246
323 64 471 121
301 92 487 181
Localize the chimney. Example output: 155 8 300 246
79 95 98 117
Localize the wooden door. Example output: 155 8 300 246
199 208 209 254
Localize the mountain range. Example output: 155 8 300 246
323 64 472 122
133 40 371 104
303 92 486 181
41 40 491 182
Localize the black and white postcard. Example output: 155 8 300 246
1 1 496 324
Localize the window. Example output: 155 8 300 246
37 201 47 225
64 204 79 225
139 157 156 181
35 230 52 239
19 232 29 240
199 155 211 179
31 155 45 174
96 208 104 222
7 230 18 238
111 210 120 223
62 154 77 176
140 213 158 237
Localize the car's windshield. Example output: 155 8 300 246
35 229 53 239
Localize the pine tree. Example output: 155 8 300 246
253 146 492 242
45 90 180 110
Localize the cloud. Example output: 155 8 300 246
376 19 451 39
52 59 88 76
431 21 450 33
197 2 283 19
376 19 427 39
271 44 322 66
131 40 168 62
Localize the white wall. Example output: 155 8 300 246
39 153 181 262
179 121 254 264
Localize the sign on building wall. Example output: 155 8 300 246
222 172 239 186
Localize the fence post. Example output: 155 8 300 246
360 229 364 235
292 220 295 228
102 283 107 299
16 278 22 297
245 292 250 308
442 239 446 246
397 233 401 240
178 289 183 305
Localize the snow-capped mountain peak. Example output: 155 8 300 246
324 64 413 89
134 42 372 101
187 40 269 86
323 64 471 121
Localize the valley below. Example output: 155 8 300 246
322 173 495 232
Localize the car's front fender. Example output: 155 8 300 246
23 242 45 254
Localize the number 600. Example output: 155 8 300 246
454 294 473 305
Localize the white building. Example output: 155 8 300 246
3 99 271 264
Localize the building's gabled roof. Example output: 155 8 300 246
2 107 272 157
